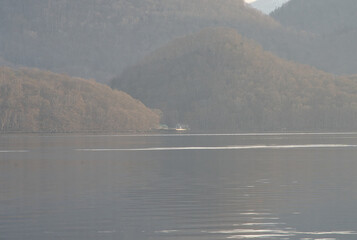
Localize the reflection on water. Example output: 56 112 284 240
1 133 357 240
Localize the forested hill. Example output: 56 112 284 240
112 28 357 132
0 67 159 133
271 0 357 35
0 0 305 83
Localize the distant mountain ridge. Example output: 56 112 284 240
112 28 357 131
2 0 357 82
271 0 357 74
0 67 159 133
271 0 357 35
0 0 305 83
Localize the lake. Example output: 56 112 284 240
1 133 357 240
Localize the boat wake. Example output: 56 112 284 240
76 144 357 152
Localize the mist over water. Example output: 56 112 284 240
1 133 357 240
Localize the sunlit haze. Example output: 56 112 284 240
2 1 357 240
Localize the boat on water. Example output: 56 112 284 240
175 124 188 132
155 124 189 133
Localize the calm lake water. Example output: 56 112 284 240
1 133 357 240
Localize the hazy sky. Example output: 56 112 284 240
245 0 256 3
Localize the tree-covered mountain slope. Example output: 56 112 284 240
112 28 357 131
0 67 159 133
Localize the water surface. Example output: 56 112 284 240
1 133 357 240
